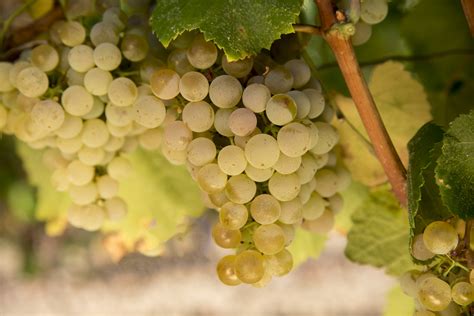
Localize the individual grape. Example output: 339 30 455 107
310 123 339 156
209 191 230 208
51 167 69 192
56 114 83 139
214 108 235 137
303 89 325 119
81 119 110 148
140 58 166 83
245 134 280 169
328 193 344 214
314 169 339 197
105 136 125 152
16 67 49 98
186 34 218 69
228 108 257 137
105 104 134 127
178 71 209 101
251 268 273 288
411 234 436 261
219 202 248 230
302 192 327 220
68 182 98 205
245 165 273 183
62 85 94 116
107 121 133 137
107 156 132 180
212 222 241 248
417 277 452 312
150 68 180 100
242 83 271 113
167 48 195 75
102 7 127 31
197 163 228 193
247 75 264 85
234 127 261 149
216 255 241 286
182 101 215 132
422 221 458 255
31 44 59 72
58 21 86 46
163 121 193 151
287 90 311 120
222 55 253 78
273 152 301 175
224 174 256 204
268 172 301 202
352 21 373 46
250 194 281 225
93 43 122 71
399 270 421 297
253 224 286 255
279 198 303 224
66 160 95 186
90 21 120 46
218 145 247 176
264 67 294 94
335 167 352 191
66 68 85 86
78 146 105 166
416 273 437 288
162 143 187 165
360 0 389 25
68 45 95 72
186 137 216 166
284 59 311 89
0 62 14 92
209 75 243 108
265 94 297 126
105 196 128 221
97 175 119 199
121 33 149 62
133 95 166 128
297 154 319 184
302 209 335 234
108 77 138 107
234 250 265 284
277 122 311 157
79 203 106 232
30 99 65 133
56 135 83 154
304 121 320 149
265 249 294 276
451 282 473 306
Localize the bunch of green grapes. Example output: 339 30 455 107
0 4 165 232
401 220 474 315
145 32 351 286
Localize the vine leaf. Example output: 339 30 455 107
334 61 432 186
435 110 474 219
334 181 370 234
288 228 327 267
150 0 302 61
382 285 415 316
407 122 451 242
345 187 416 276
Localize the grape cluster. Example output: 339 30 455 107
401 220 474 315
0 5 163 231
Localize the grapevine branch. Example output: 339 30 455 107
315 0 408 207
461 0 474 37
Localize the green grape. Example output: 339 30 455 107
274 152 301 175
62 85 94 116
234 250 265 284
186 34 218 69
0 62 14 92
302 209 335 234
234 127 261 149
245 134 280 169
228 108 257 137
222 55 253 78
284 59 311 89
265 94 297 126
209 75 243 109
168 48 195 75
399 270 421 297
93 43 122 71
216 255 241 286
186 137 216 166
133 95 166 128
422 221 458 255
303 89 325 119
287 90 311 120
179 71 209 102
58 21 86 47
277 122 311 157
297 154 319 184
314 169 339 198
242 83 271 113
68 45 95 72
417 277 452 312
78 146 105 166
251 268 272 288
253 223 286 255
328 193 344 214
451 282 473 306
250 194 281 225
96 175 119 199
80 203 106 232
211 222 241 248
352 21 372 46
218 145 248 176
104 196 128 221
411 234 435 261
209 191 229 208
66 159 95 186
108 77 138 107
105 104 134 127
56 135 83 154
107 156 132 180
302 192 327 220
16 67 49 98
264 249 294 276
31 44 59 72
224 174 256 204
121 33 149 62
264 67 294 94
279 198 303 224
81 119 110 148
214 108 235 137
30 99 65 133
56 114 82 139
68 182 98 205
182 101 215 132
150 68 180 100
90 21 120 46
219 202 248 230
197 163 228 194
360 0 388 25
244 164 273 183
268 172 301 202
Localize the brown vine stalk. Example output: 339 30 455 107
461 0 474 37
314 0 408 207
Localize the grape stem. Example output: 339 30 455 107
461 0 474 37
293 24 322 36
314 0 408 207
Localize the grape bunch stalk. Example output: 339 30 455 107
401 220 474 315
0 3 350 287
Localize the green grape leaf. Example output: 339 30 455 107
150 0 302 61
383 285 415 316
435 111 474 219
345 187 415 276
288 228 327 267
334 61 432 186
102 149 205 253
407 122 451 240
334 181 370 234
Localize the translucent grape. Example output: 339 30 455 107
301 209 335 234
84 68 113 97
186 137 216 166
108 77 138 107
66 68 85 86
0 62 14 92
16 67 49 98
302 192 327 220
163 121 193 151
228 108 257 137
212 222 241 248
250 194 281 225
245 165 273 183
78 146 105 166
79 203 106 232
186 34 218 69
411 234 436 261
216 255 241 286
328 193 344 214
66 160 95 186
279 198 303 224
360 0 389 25
68 182 98 205
81 119 110 148
209 191 229 208
90 21 120 46
182 101 215 132
93 43 122 71
30 99 65 133
219 202 248 230
197 163 228 193
218 145 247 176
121 33 149 62
104 196 128 221
253 224 286 255
264 249 294 276
167 48 195 75
107 156 132 180
352 21 373 46
417 277 452 312
179 71 209 101
284 59 311 89
234 250 265 284
422 221 458 255
314 169 339 197
133 95 166 128
162 143 187 165
224 174 256 204
245 134 280 169
31 44 59 72
56 135 83 154
297 154 319 184
209 75 243 108
68 45 95 72
287 90 311 120
222 55 253 78
268 172 301 202
242 83 271 113
266 94 297 126
97 175 119 199
62 85 94 116
214 108 235 137
264 67 294 94
277 122 311 157
451 282 473 306
303 89 325 119
150 68 180 100
273 152 301 175
58 21 86 47
105 104 134 127
399 270 420 297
